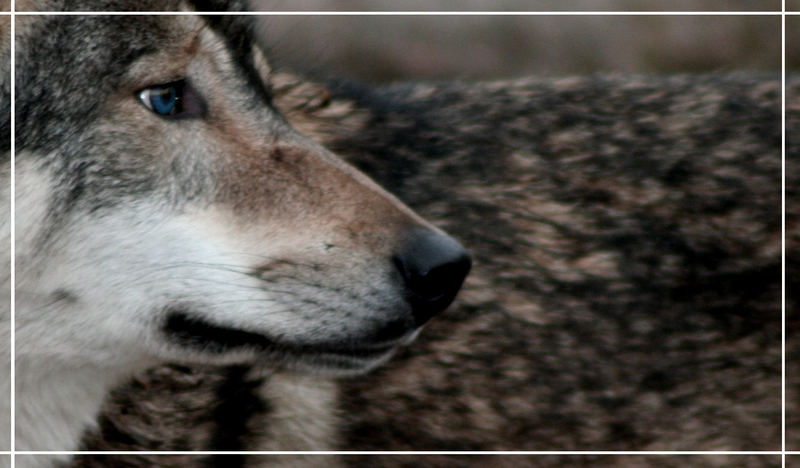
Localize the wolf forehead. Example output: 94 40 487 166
15 2 259 153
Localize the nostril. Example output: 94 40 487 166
394 230 472 325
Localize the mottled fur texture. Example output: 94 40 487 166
328 74 782 453
73 71 785 468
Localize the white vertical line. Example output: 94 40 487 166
782 0 787 466
9 0 15 466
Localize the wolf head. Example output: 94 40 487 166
15 3 470 377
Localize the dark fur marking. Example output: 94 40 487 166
164 310 277 354
189 4 277 112
205 365 267 467
164 310 397 358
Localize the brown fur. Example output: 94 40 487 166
326 74 782 454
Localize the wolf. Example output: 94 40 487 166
14 2 784 468
73 33 785 468
12 1 471 465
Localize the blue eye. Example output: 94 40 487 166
137 80 204 118
150 86 177 114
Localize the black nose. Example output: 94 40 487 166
394 230 471 325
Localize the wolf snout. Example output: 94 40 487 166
393 229 472 326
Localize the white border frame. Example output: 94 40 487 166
4 2 790 466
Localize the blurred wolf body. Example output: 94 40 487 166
72 72 785 468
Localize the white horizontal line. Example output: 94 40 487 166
10 11 786 16
10 451 785 456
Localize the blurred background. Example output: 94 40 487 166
251 1 781 83
790 17 800 69
255 0 780 12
